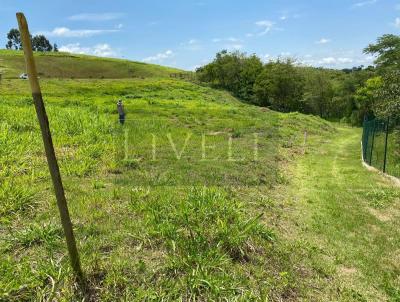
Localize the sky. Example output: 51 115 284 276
1 0 399 70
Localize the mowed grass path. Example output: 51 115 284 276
277 127 400 301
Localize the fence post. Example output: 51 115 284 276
16 12 84 285
362 119 367 161
369 119 376 166
383 117 390 173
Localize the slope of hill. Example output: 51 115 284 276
1 52 398 301
0 50 334 300
0 49 181 79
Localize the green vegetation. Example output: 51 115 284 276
0 49 181 79
274 127 400 301
6 28 58 52
197 33 400 180
0 65 334 300
196 50 375 125
1 49 399 301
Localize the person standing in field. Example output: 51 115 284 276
117 100 125 125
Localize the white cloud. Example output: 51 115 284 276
280 16 288 21
352 0 377 8
337 57 354 63
191 64 202 71
143 50 174 63
311 56 353 66
316 38 331 44
68 13 123 21
255 20 275 35
394 17 400 28
36 27 119 38
116 23 123 29
262 54 271 62
59 43 117 57
299 52 374 68
212 37 241 43
300 55 355 67
227 44 243 50
180 39 201 51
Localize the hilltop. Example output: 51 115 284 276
0 49 181 79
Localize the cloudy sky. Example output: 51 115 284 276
1 0 399 70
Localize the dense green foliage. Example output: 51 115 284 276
253 59 305 112
362 34 400 121
196 50 263 102
196 51 375 125
364 34 400 71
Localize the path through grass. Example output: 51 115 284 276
275 127 400 301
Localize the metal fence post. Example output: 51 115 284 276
369 119 376 166
383 117 390 173
362 120 368 161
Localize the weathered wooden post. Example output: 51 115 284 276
16 12 84 284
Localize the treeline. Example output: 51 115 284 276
196 35 400 125
6 28 58 52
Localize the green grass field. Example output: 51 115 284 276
0 51 399 301
0 49 181 79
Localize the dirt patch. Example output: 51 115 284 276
368 207 393 222
338 266 358 276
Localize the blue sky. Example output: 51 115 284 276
1 0 399 70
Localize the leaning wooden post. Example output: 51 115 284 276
16 12 84 283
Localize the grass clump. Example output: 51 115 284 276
128 187 274 299
0 180 36 217
365 187 400 209
7 223 62 249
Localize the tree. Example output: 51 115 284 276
354 76 383 119
5 28 57 52
374 72 400 119
53 43 59 52
6 28 22 50
253 59 305 112
303 70 334 118
32 35 53 52
364 34 400 70
196 50 263 102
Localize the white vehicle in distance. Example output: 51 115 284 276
19 73 28 79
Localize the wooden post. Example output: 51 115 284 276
16 12 84 283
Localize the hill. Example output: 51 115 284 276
1 52 399 301
0 49 181 79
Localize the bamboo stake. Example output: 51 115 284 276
16 12 84 283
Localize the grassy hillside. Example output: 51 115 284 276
0 70 336 301
0 50 181 79
1 52 398 301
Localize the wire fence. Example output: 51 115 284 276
362 118 400 178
